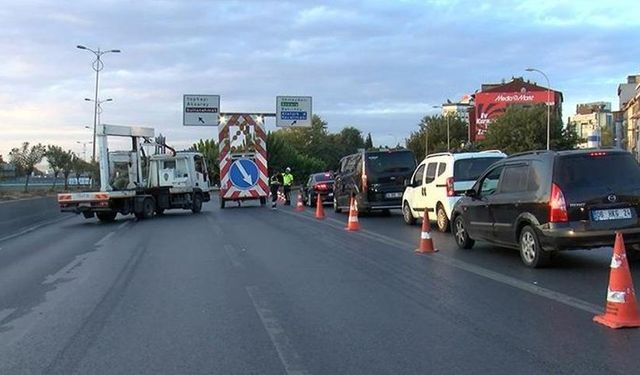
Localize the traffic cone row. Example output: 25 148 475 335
315 194 325 220
594 232 640 329
295 193 304 212
345 196 360 231
415 209 437 253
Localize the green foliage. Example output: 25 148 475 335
192 139 219 183
9 142 46 192
365 133 374 150
481 105 578 154
61 151 76 190
406 115 469 161
46 145 73 190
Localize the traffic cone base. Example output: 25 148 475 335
593 232 640 329
345 197 360 231
315 194 325 220
295 193 304 212
415 210 437 254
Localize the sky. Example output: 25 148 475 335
1 0 639 161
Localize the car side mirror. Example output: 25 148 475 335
404 179 411 187
465 189 477 198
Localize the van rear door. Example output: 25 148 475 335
365 151 416 204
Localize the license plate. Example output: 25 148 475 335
591 208 633 221
385 192 403 199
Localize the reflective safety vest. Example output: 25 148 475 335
283 173 294 186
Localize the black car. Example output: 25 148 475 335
333 150 416 213
301 172 335 206
451 149 640 267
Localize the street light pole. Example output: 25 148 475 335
77 45 120 162
85 98 113 131
526 68 551 150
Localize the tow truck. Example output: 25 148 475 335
58 124 211 222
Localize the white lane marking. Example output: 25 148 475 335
43 254 89 285
281 210 604 315
245 286 309 375
117 221 130 230
223 244 243 269
94 231 115 247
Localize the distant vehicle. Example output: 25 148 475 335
301 172 334 206
451 149 640 267
402 150 506 231
333 149 416 214
58 125 210 222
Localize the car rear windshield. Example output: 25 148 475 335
554 152 640 189
454 157 504 181
366 152 416 174
314 173 333 182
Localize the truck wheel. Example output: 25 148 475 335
155 207 165 215
82 211 95 219
192 193 203 213
135 198 155 220
260 197 266 206
220 198 226 209
96 212 117 223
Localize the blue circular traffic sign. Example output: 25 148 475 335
229 159 259 189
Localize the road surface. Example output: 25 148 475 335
1 197 639 374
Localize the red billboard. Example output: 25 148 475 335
473 90 555 141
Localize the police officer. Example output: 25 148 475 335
282 167 294 205
269 171 284 209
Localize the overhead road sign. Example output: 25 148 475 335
276 96 312 127
184 94 220 126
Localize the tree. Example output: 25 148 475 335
337 126 365 155
61 151 76 190
192 139 219 184
481 105 578 154
71 155 88 189
364 133 374 150
9 142 46 192
46 145 71 191
406 115 468 161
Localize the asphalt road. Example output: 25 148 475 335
1 197 639 374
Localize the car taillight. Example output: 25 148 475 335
315 183 328 191
589 151 607 157
446 177 455 197
550 183 568 223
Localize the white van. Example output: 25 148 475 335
402 150 506 231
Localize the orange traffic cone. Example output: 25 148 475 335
315 194 325 220
415 209 437 253
345 196 360 231
295 193 304 212
594 232 640 329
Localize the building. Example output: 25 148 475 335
0 162 17 179
470 77 563 142
568 102 613 148
439 94 474 125
618 74 640 155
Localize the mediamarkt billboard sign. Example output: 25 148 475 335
473 90 554 141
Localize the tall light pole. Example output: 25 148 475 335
525 68 551 150
77 45 120 162
85 98 113 129
432 105 451 151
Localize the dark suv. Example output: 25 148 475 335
451 149 640 267
333 150 416 213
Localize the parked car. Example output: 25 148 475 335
402 150 506 231
451 149 640 267
333 150 416 213
301 172 335 206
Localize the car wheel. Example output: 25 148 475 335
453 215 474 249
436 204 450 232
334 197 342 213
519 226 550 268
402 202 416 225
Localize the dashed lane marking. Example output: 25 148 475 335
245 286 310 375
223 244 244 269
